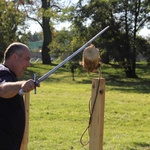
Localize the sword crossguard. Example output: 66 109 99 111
34 73 37 94
18 73 38 95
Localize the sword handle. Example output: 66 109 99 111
18 73 37 95
18 89 24 95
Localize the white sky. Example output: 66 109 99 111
138 26 150 38
28 22 150 38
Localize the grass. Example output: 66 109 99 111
22 62 150 150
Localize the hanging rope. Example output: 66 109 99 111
80 66 102 146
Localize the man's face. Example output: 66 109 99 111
14 48 31 77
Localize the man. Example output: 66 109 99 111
0 42 37 150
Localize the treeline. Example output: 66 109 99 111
0 0 150 78
27 32 43 42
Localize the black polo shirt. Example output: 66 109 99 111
0 64 25 150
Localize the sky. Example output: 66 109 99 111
28 22 150 38
138 27 150 38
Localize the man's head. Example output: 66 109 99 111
4 42 31 77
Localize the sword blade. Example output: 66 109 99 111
37 26 109 84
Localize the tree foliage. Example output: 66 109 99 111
17 0 66 64
27 31 43 42
0 0 26 61
64 0 150 78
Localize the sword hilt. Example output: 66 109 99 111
18 89 24 95
18 73 37 95
33 73 37 94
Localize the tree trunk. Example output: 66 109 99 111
123 1 137 78
41 0 52 64
125 64 138 78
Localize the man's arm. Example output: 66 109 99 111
0 80 35 98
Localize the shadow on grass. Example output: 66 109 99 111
21 63 150 94
105 74 150 94
129 142 150 150
77 79 92 84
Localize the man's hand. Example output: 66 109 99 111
21 79 35 93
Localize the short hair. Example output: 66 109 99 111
4 42 29 60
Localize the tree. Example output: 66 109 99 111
17 0 65 64
0 0 26 61
67 0 150 78
111 0 150 77
137 36 150 63
49 27 87 80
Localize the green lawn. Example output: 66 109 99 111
22 62 150 150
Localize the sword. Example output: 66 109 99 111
19 26 109 95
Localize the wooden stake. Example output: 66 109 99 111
89 78 105 150
20 92 30 150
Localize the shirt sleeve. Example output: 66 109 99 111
0 71 14 83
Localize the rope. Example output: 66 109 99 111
80 66 102 146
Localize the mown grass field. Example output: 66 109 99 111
22 62 150 150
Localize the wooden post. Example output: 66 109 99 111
89 78 105 150
20 92 30 150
